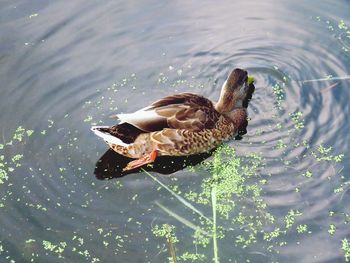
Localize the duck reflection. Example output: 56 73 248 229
94 149 213 179
94 83 255 179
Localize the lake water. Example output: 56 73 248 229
1 0 350 262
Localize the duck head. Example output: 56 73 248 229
215 68 249 113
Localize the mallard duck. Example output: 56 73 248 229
91 68 251 171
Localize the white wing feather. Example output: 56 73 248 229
90 126 129 147
117 108 159 124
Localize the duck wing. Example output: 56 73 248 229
116 93 220 132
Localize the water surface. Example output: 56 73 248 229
1 0 350 262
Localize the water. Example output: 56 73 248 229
1 0 350 262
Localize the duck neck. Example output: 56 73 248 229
225 108 248 130
215 83 241 113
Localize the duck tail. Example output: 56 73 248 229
91 126 129 147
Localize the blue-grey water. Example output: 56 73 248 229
1 1 350 262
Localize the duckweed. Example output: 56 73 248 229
342 239 350 262
272 83 284 110
150 145 315 260
275 140 287 149
334 181 350 193
178 252 206 261
0 127 33 185
152 224 178 263
289 111 304 130
42 240 67 258
301 170 313 178
284 210 302 229
311 145 345 162
152 224 179 244
328 224 336 236
338 20 347 30
296 224 308 234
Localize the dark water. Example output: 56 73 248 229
1 0 350 262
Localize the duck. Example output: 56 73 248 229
91 68 252 171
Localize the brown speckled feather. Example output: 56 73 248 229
150 115 239 156
103 110 246 159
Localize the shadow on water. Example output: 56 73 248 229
94 149 213 178
94 83 255 179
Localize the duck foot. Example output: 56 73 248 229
123 149 158 171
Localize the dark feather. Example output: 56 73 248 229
150 93 215 109
142 93 220 131
96 123 144 144
99 93 221 143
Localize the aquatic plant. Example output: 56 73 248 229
146 67 347 262
1 56 349 262
152 224 178 263
0 127 33 195
342 239 350 262
289 111 304 130
148 139 345 261
272 83 285 110
149 146 277 261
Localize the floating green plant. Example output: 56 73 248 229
311 144 344 162
284 210 302 229
149 145 294 261
334 181 350 194
289 111 304 130
342 239 350 262
247 76 255 85
42 240 67 259
152 224 178 263
0 127 34 186
328 224 336 236
272 83 285 110
296 224 308 234
149 142 339 261
301 170 313 178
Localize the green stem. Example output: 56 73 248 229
300 75 350 83
211 185 219 263
143 169 212 223
166 238 177 263
155 201 209 236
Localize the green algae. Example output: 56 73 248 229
311 144 345 163
342 238 350 262
296 224 308 234
272 83 284 110
152 224 178 263
328 224 336 236
289 112 305 130
0 127 34 185
284 210 302 229
150 146 278 260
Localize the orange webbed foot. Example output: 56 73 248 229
123 149 158 171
